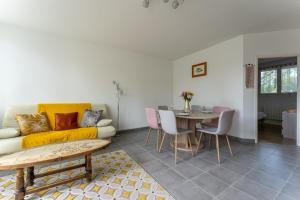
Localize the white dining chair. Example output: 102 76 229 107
196 110 235 164
158 110 193 164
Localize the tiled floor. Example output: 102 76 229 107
1 129 300 200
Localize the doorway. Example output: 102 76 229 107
257 57 298 144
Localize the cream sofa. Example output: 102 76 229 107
0 104 116 155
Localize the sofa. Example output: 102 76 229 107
0 104 116 155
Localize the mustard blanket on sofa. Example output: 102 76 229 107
22 103 98 149
22 127 98 149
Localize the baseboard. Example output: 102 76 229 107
116 127 148 134
228 135 255 144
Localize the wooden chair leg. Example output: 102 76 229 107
175 134 178 164
145 128 152 145
159 132 166 153
216 135 220 165
196 132 203 153
226 135 233 157
156 129 161 152
208 135 212 151
188 135 194 156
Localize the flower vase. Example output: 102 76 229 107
184 100 191 113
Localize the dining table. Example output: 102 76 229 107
172 110 220 152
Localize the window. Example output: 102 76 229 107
281 67 297 93
260 69 277 94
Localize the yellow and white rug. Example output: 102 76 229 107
0 150 174 200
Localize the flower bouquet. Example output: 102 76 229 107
180 91 194 112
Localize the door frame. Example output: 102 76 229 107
254 55 299 145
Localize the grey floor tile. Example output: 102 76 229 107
130 151 156 164
282 183 300 199
141 159 169 174
288 173 300 185
220 160 251 175
172 161 204 179
172 181 213 200
208 167 241 184
255 163 293 181
218 187 256 200
190 157 217 172
152 168 186 190
275 193 296 200
234 177 277 200
192 173 229 197
246 169 286 190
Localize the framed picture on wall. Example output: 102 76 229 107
192 62 207 77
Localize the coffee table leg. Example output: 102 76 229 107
15 168 25 200
26 167 34 186
85 155 92 182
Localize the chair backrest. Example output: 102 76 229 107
212 106 231 113
191 105 203 112
145 108 159 129
158 110 178 135
216 110 235 135
157 105 168 110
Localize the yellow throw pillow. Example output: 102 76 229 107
16 113 50 136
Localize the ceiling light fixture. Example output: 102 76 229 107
142 0 184 9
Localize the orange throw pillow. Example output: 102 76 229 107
54 112 78 131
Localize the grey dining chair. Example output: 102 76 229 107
191 105 203 112
158 110 193 164
196 110 235 164
157 105 168 110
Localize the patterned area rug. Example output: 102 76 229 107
0 150 174 200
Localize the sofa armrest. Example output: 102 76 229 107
0 128 20 139
97 119 113 127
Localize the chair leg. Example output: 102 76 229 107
216 135 220 165
208 135 212 151
175 134 178 164
159 132 166 153
145 128 152 145
156 129 162 152
196 132 203 153
226 135 233 157
188 135 194 156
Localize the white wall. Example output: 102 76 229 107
243 29 300 142
0 24 173 130
173 36 244 138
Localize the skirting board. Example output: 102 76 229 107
116 127 256 144
228 135 255 144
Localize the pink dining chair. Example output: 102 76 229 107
145 108 161 152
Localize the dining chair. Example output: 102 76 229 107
196 110 235 164
191 105 203 112
157 105 168 110
145 108 161 152
158 110 193 164
204 106 231 148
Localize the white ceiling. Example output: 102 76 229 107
0 0 299 59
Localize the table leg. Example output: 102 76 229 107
85 155 92 182
15 168 25 200
26 167 34 186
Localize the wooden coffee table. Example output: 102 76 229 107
0 139 110 200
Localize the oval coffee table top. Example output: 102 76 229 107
0 139 110 170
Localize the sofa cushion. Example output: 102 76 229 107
0 128 20 139
22 127 97 149
54 112 78 131
16 113 50 135
97 119 113 127
37 103 91 129
80 109 103 127
97 126 116 138
0 136 23 155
